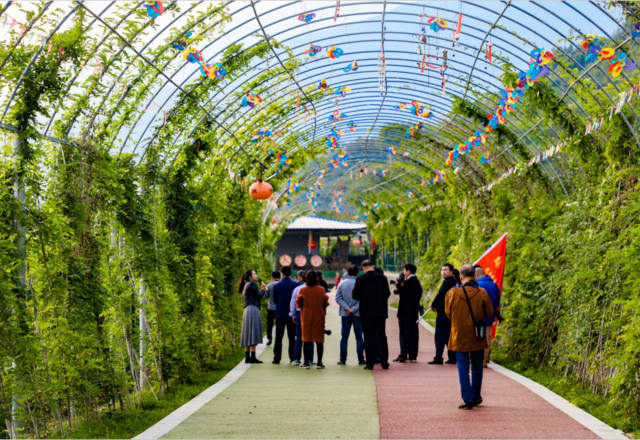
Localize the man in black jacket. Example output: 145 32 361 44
352 259 391 370
394 264 423 362
429 263 458 364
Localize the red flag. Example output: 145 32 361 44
474 233 507 339
474 233 506 291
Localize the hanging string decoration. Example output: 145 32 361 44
343 59 359 72
327 45 344 59
298 13 316 23
145 1 165 18
241 93 262 108
485 41 493 64
305 44 323 56
435 47 554 182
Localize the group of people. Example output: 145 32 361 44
238 259 501 410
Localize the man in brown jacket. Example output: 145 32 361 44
445 264 494 410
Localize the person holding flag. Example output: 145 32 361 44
474 266 499 367
472 233 507 366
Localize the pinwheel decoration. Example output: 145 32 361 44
633 23 640 38
241 93 262 108
385 146 397 155
277 152 291 168
305 44 322 56
427 16 448 32
298 12 316 23
395 102 407 111
343 60 359 72
336 86 351 97
250 129 273 143
348 121 357 132
328 110 346 123
172 32 192 51
480 153 492 165
609 51 636 78
318 78 328 90
145 1 164 17
327 46 344 59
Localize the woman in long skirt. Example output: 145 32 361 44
238 269 266 363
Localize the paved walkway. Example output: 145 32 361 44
144 296 624 440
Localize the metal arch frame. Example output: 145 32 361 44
122 0 596 186
0 0 635 210
3 0 636 150
249 0 318 149
77 1 269 170
131 2 574 161
1 3 77 122
157 5 611 176
164 22 576 174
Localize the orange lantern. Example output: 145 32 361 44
352 237 362 246
249 180 273 200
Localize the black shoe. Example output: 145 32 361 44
245 352 251 364
266 339 272 346
358 361 366 365
250 353 263 364
428 359 443 365
381 362 390 369
272 360 280 364
363 365 374 370
316 363 325 369
471 397 483 407
393 356 407 363
324 329 332 335
300 362 311 369
337 360 346 365
458 402 474 410
445 359 457 365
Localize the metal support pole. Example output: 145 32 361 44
138 280 147 391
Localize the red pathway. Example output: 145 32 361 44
373 311 601 439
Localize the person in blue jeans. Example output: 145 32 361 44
334 265 365 365
445 264 494 409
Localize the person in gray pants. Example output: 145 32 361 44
335 265 365 365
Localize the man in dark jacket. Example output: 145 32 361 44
272 266 299 364
352 260 391 370
429 263 458 364
475 265 500 367
394 264 423 362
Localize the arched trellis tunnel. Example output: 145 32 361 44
2 1 640 438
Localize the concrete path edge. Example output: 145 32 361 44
418 319 628 440
131 342 267 440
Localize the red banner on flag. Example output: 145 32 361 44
473 233 506 291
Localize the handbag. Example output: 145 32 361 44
461 286 486 340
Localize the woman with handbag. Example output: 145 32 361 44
444 264 494 410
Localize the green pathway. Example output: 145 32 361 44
163 303 379 439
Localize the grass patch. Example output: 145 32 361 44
58 349 244 439
492 351 638 438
